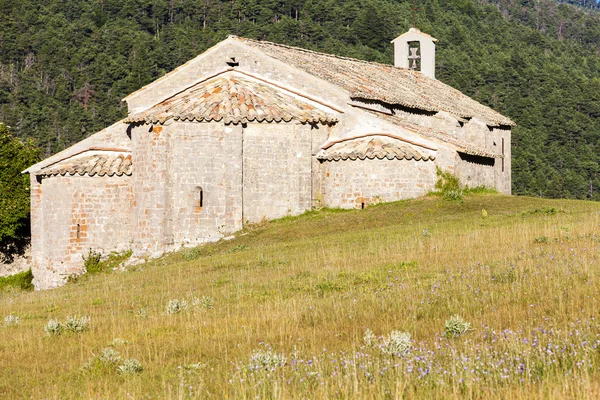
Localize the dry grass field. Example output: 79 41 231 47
2 194 600 399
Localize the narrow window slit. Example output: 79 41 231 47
195 186 204 210
502 138 505 172
76 224 81 239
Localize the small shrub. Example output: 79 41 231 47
135 307 148 318
435 167 464 201
443 189 464 201
4 315 20 326
183 247 203 261
118 358 143 374
363 328 377 347
65 315 91 333
421 228 430 237
380 331 412 356
248 349 286 370
192 295 214 310
83 249 102 274
535 236 549 243
98 348 121 364
445 315 471 338
166 299 188 315
481 209 488 219
44 319 63 336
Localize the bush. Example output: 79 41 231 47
83 249 102 274
434 168 464 201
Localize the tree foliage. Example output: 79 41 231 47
0 124 40 242
0 0 599 199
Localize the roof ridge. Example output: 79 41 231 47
233 36 422 76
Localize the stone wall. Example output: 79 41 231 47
242 123 313 223
169 122 243 246
320 158 436 209
131 124 171 256
31 175 133 289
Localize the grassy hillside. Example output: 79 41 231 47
2 194 600 398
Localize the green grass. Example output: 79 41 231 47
2 194 600 398
0 269 33 292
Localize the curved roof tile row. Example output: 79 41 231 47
318 135 435 162
125 75 338 125
39 153 132 177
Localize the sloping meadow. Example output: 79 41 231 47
2 195 600 398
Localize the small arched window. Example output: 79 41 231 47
195 186 203 209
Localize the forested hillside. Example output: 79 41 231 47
1 0 599 199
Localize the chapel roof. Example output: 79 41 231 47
125 74 338 125
317 135 435 162
234 37 514 127
365 110 499 158
37 151 132 177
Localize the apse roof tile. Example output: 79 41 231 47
125 74 338 125
317 135 435 162
39 152 132 177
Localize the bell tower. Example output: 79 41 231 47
391 28 437 79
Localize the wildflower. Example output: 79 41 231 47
4 315 20 326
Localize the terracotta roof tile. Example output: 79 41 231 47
125 75 338 125
236 37 514 127
318 135 435 162
39 152 132 177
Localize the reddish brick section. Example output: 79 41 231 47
30 174 133 289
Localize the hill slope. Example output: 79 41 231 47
1 0 600 199
2 194 600 398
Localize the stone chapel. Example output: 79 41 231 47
25 28 514 290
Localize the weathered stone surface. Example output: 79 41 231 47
321 158 437 209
